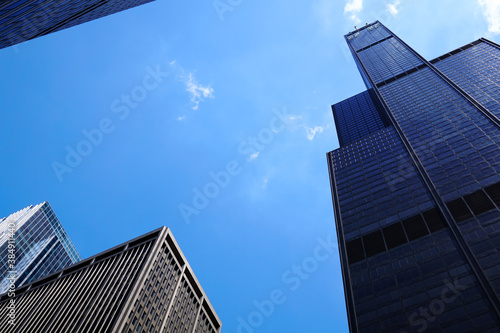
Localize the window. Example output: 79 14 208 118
402 215 428 240
447 198 473 222
464 190 495 215
363 230 386 257
346 238 364 263
383 223 407 249
485 183 500 206
423 208 446 232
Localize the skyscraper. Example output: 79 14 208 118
0 202 80 294
327 21 500 332
0 0 155 49
0 226 221 333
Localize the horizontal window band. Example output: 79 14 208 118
346 183 500 264
346 207 446 264
447 186 498 223
355 35 393 53
375 63 428 88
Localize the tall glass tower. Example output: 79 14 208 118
0 202 80 294
0 0 155 49
328 21 500 332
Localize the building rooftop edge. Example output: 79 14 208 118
0 225 222 328
344 20 380 37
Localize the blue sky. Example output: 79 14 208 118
1 0 499 332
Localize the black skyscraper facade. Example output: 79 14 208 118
0 0 155 49
328 21 500 332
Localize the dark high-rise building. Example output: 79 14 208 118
0 0 155 49
327 21 500 332
0 226 221 333
0 202 81 294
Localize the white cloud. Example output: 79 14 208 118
276 113 302 132
478 0 500 34
169 61 215 110
304 126 324 140
386 0 401 16
344 0 363 24
177 116 186 121
185 73 214 110
287 115 302 121
249 152 260 161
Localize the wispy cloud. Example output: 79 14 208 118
185 73 214 110
344 0 363 24
386 0 401 16
169 61 215 110
478 0 500 34
313 0 336 31
262 177 269 189
304 125 324 140
249 152 260 161
287 115 302 121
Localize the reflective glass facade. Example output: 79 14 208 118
0 202 80 294
0 0 155 49
332 89 390 147
328 22 500 332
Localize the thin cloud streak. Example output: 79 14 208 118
249 152 260 161
312 0 337 31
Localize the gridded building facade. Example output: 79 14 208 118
327 21 500 332
0 226 222 333
0 0 155 49
0 202 80 294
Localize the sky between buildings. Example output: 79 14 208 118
1 0 499 332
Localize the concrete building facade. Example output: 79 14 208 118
0 226 221 333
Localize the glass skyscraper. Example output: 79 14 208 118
328 22 500 332
0 0 155 49
0 202 80 294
